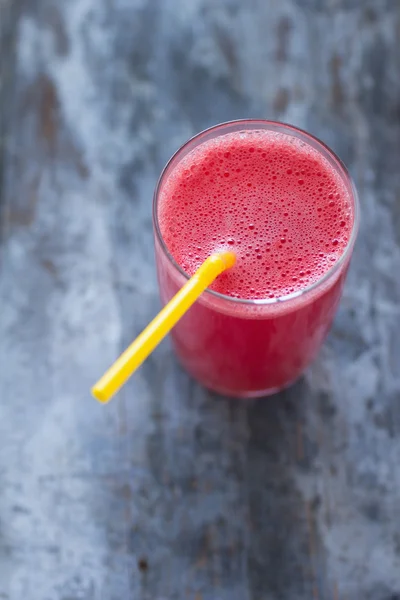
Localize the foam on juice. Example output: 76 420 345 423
159 129 353 300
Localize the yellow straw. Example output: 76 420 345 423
92 251 236 403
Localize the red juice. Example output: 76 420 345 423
153 121 359 397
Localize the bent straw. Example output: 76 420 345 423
92 251 236 403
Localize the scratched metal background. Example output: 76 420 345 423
1 1 400 599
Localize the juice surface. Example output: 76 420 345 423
159 129 353 300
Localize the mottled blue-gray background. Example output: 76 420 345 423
1 1 400 599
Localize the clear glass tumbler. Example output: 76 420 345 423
153 120 360 398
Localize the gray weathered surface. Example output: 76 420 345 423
1 0 400 598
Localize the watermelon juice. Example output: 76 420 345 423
153 121 359 397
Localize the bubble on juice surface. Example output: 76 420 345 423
159 129 353 300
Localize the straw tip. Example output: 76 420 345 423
220 251 236 270
91 385 111 404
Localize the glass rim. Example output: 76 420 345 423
153 119 360 306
